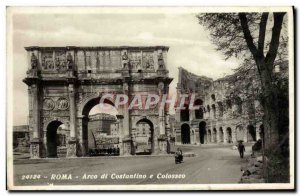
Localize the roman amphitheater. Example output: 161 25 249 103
174 67 264 145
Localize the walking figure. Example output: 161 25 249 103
238 141 245 158
175 148 183 164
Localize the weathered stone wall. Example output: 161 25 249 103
175 67 263 145
24 46 173 158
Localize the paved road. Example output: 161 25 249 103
13 144 251 186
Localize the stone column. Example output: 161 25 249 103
193 129 197 145
217 127 221 143
122 83 130 138
153 126 160 154
30 84 42 159
190 110 195 121
67 84 77 157
78 116 88 157
42 131 47 158
224 128 228 144
158 82 166 136
256 124 261 140
159 109 166 135
116 115 124 156
175 128 181 145
130 131 136 155
215 106 219 119
121 83 131 155
194 127 200 145
232 127 237 143
157 82 168 154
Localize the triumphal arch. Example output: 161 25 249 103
24 46 173 158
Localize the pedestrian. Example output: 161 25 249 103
238 141 245 158
116 146 120 155
175 148 183 162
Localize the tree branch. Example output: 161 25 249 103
238 13 259 59
258 12 269 55
265 12 286 68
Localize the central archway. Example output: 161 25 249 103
135 118 154 155
181 123 190 144
81 96 118 156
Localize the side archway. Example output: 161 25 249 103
135 118 154 155
226 127 232 143
199 121 206 144
46 120 65 158
247 125 256 142
181 123 190 144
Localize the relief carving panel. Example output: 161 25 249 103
43 98 55 110
55 50 67 70
56 97 69 110
42 51 54 70
142 52 154 70
129 52 142 70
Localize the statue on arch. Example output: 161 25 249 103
158 52 164 69
66 53 73 69
31 53 38 69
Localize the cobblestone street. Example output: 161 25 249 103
13 145 251 186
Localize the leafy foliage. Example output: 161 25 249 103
196 12 290 182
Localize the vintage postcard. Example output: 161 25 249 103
6 6 294 190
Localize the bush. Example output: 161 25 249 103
265 150 290 183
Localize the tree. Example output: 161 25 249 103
196 12 287 151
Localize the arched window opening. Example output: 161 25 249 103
180 104 189 121
194 99 204 119
226 99 232 109
211 94 216 102
212 104 216 118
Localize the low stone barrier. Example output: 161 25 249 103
239 155 266 183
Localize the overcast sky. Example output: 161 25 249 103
12 8 239 125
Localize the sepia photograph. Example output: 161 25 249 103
6 6 294 190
